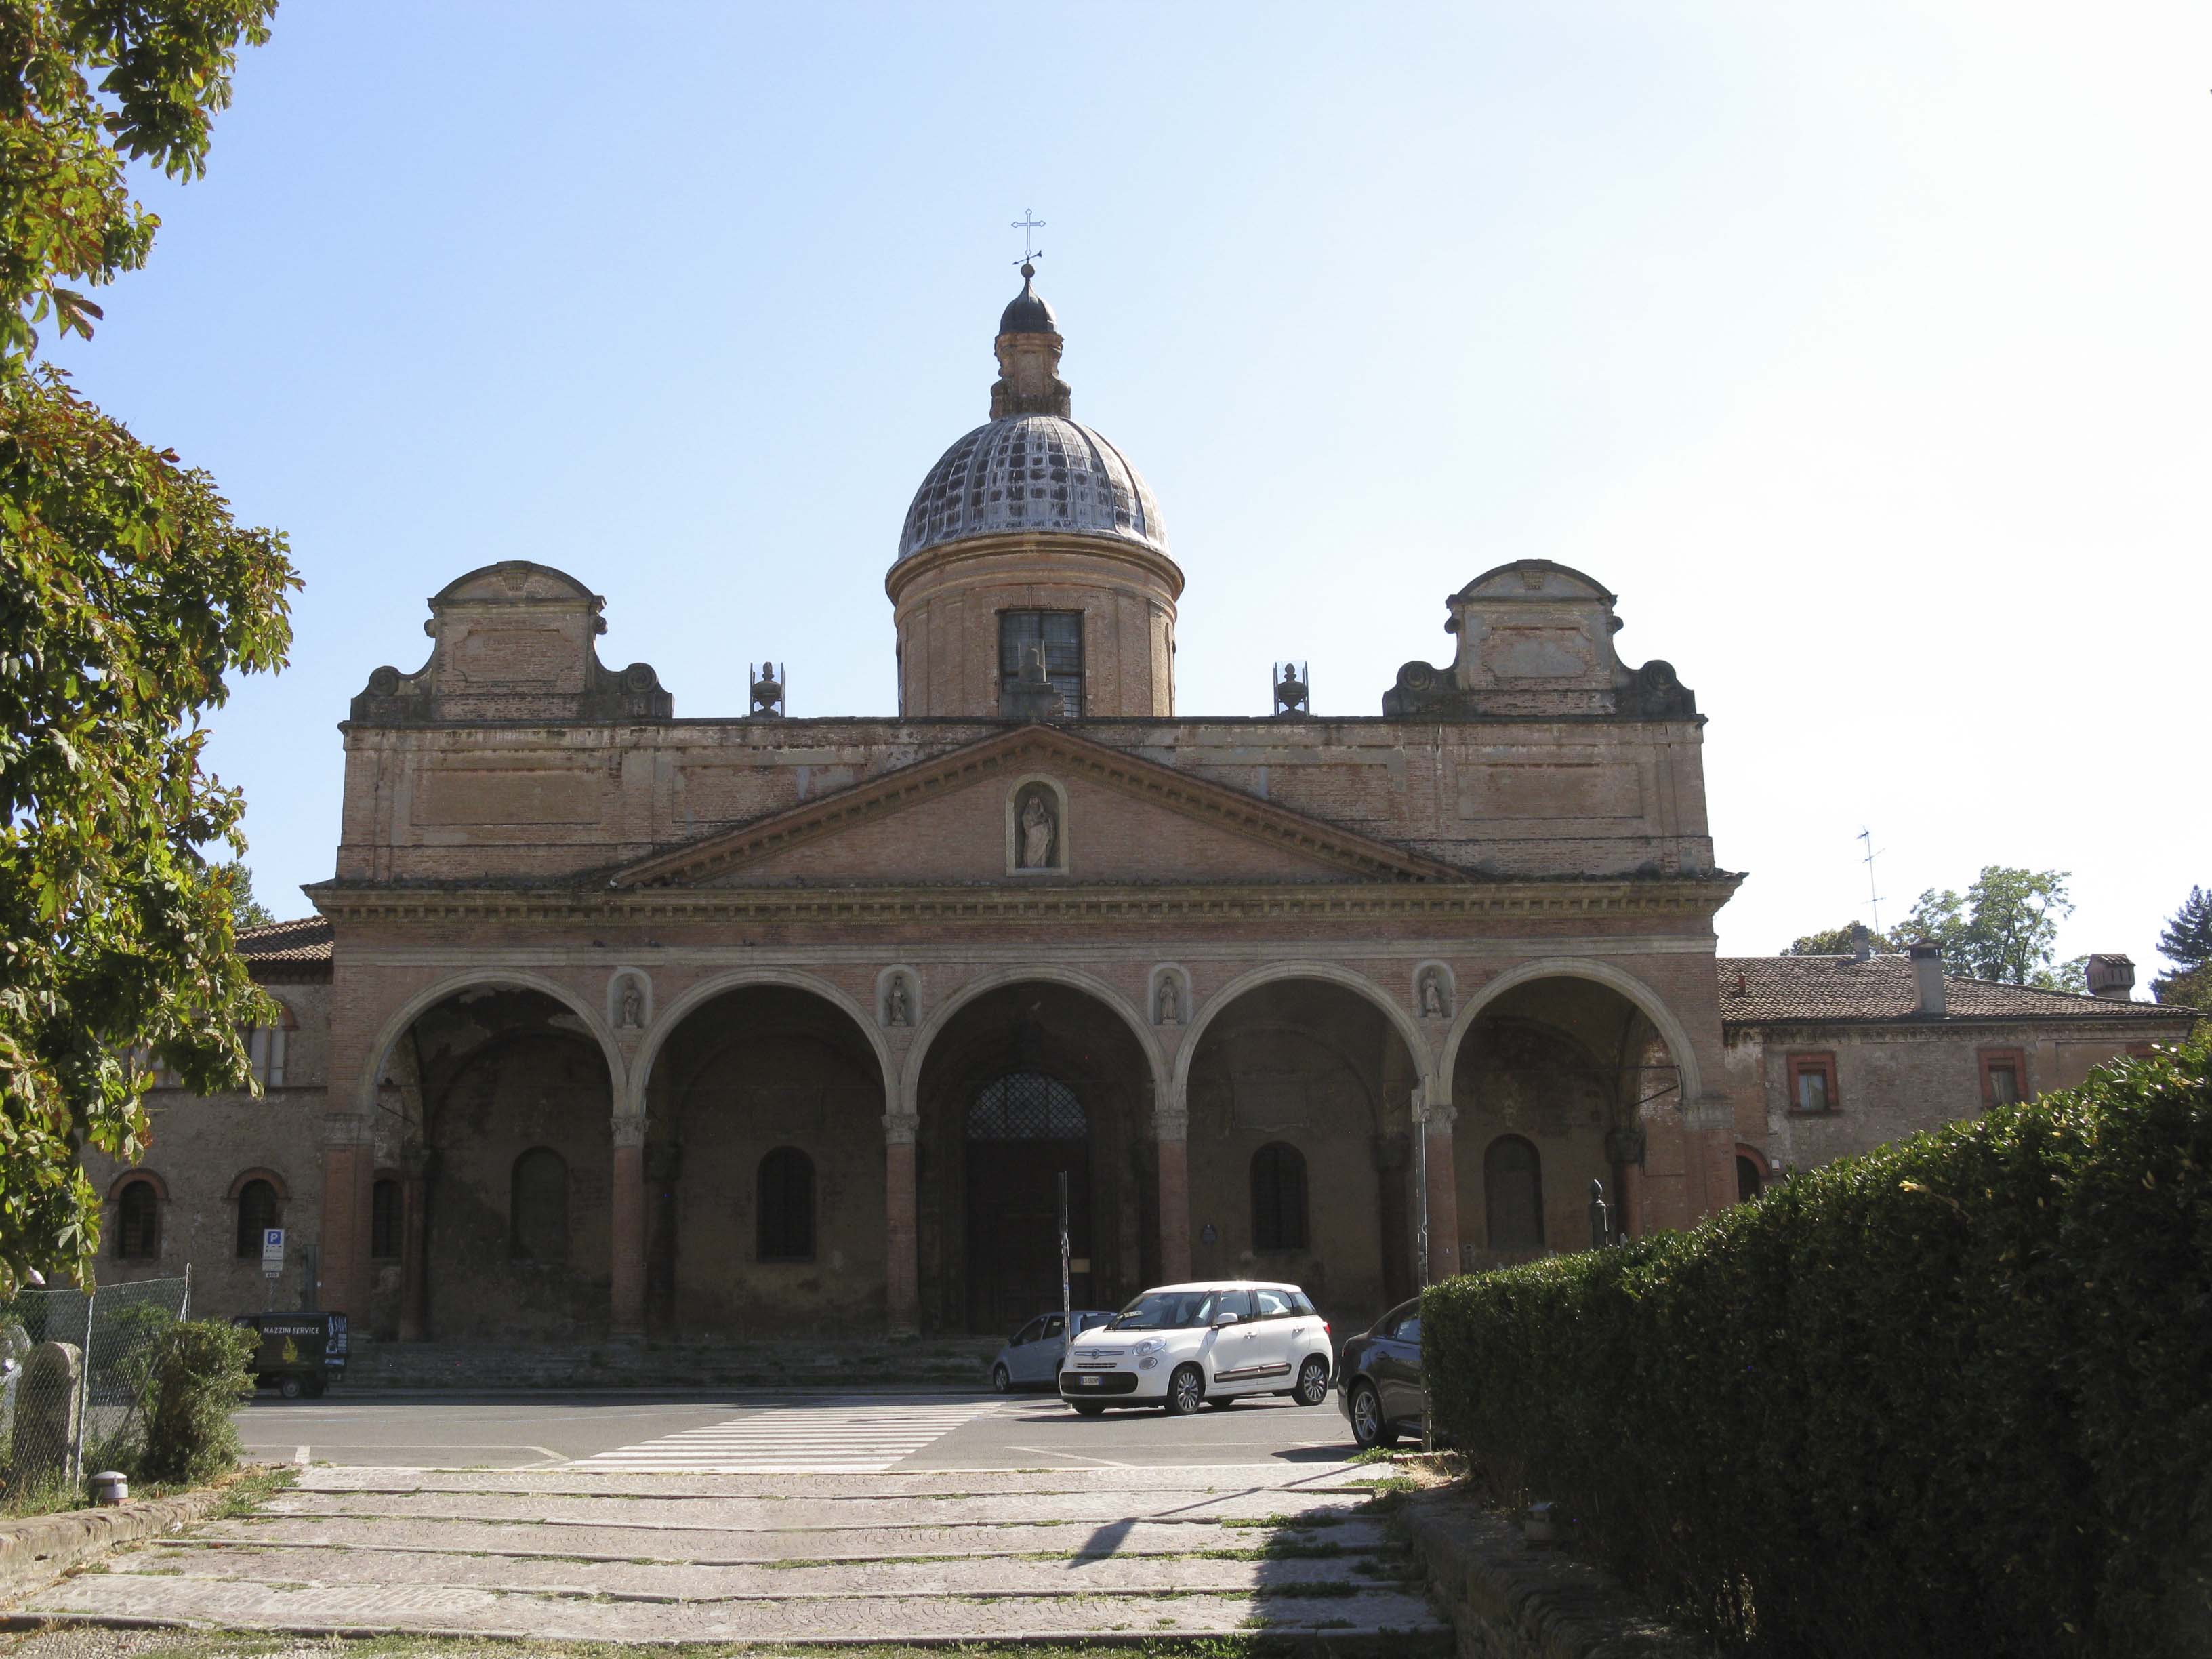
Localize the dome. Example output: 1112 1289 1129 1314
897 413 1168 563
1000 268 1057 335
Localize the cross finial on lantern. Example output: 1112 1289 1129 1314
1012 208 1046 268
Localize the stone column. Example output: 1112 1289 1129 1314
397 1149 430 1343
884 1113 920 1337
609 1115 648 1341
1155 1102 1192 1286
319 1115 374 1322
1420 1099 1462 1282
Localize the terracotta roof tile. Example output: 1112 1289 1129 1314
236 916 332 963
1717 954 2193 1025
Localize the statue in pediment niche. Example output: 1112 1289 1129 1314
1017 787 1059 869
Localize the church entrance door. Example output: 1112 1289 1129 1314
966 1071 1091 1335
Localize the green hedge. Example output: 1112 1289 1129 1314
1422 1040 2212 1659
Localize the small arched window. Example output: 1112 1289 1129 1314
511 1148 569 1263
1485 1136 1545 1252
115 1179 161 1261
758 1147 815 1262
234 1177 280 1258
371 1178 401 1260
1250 1142 1309 1252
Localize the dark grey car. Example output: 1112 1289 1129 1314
1336 1298 1423 1448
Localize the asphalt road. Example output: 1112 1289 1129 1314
232 1387 1358 1471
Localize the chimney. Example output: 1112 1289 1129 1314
1908 941 1946 1017
2085 954 2136 1000
1849 922 1872 962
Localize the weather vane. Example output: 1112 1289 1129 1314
1012 208 1046 268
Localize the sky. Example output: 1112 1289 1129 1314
47 1 2211 979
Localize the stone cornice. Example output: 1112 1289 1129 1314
306 873 1742 929
606 722 1471 889
1723 1011 2195 1038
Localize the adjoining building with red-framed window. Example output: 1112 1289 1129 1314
1720 950 2192 1185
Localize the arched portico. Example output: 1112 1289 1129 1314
1174 968 1430 1330
1446 963 1711 1252
907 977 1157 1334
638 979 892 1338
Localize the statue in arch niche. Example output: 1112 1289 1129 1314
1015 785 1059 870
1155 975 1181 1027
617 979 645 1030
884 975 912 1028
1419 968 1451 1020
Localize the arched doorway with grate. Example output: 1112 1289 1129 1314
914 982 1153 1335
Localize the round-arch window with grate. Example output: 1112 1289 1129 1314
968 1071 1086 1141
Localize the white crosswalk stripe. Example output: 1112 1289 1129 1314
574 1397 1006 1473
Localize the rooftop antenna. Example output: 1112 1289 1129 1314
1859 827 1885 939
1012 208 1046 268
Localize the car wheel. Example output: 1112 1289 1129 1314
279 1376 304 1401
992 1364 1012 1393
1293 1357 1330 1406
1166 1364 1205 1416
1072 1401 1107 1417
1349 1382 1397 1450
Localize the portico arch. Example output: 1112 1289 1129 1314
901 964 1162 1114
356 968 623 1117
1171 960 1435 1105
909 975 1157 1334
1446 960 1700 1256
1439 956 1704 1106
634 968 893 1113
1176 966 1431 1327
640 978 891 1336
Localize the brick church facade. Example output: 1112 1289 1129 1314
89 270 2193 1342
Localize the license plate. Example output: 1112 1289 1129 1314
1082 1376 1101 1387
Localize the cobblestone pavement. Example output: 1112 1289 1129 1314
12 1461 1446 1646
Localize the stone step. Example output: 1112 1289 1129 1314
188 1513 1395 1565
112 1541 1415 1599
24 1572 1447 1645
299 1459 1370 1499
256 1485 1367 1531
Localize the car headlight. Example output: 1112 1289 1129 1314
1134 1338 1166 1357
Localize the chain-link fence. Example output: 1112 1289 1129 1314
0 1275 191 1511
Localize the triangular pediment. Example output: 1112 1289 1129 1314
609 725 1461 890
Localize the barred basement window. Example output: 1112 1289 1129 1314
511 1148 569 1263
1486 1135 1544 1251
999 611 1084 716
371 1178 401 1261
968 1072 1086 1141
757 1147 815 1263
1250 1143 1309 1252
116 1179 160 1261
234 1178 279 1258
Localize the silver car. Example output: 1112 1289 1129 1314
991 1310 1116 1391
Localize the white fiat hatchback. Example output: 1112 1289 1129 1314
1057 1282 1334 1416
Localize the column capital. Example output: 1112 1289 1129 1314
1418 1101 1458 1132
882 1112 920 1147
1152 1108 1189 1143
321 1113 373 1147
610 1114 650 1149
